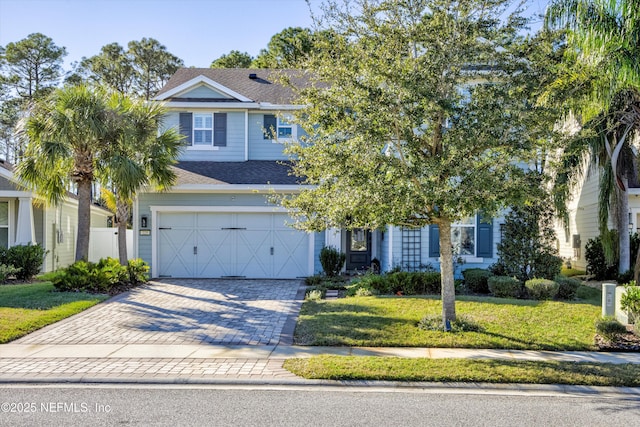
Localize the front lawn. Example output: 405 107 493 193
284 356 640 387
0 282 107 343
294 289 601 350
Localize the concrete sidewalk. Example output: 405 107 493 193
1 343 639 384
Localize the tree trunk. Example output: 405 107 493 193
75 179 92 261
618 178 630 274
116 197 129 266
437 219 456 325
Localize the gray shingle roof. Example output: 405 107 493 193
173 161 302 186
156 68 309 104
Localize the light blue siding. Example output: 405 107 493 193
177 111 246 161
180 85 233 99
248 113 288 160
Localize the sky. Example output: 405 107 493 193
0 0 549 70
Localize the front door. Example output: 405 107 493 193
346 228 371 272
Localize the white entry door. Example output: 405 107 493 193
157 212 309 278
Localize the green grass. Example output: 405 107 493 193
294 287 602 350
560 267 586 277
284 356 640 387
0 282 107 343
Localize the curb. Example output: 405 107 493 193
1 377 639 398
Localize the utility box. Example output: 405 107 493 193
602 283 616 318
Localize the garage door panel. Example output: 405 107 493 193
157 211 310 278
158 228 195 277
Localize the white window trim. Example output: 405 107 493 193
273 115 296 144
451 216 477 258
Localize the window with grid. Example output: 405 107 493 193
402 227 421 271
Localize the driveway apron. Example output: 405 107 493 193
14 279 305 346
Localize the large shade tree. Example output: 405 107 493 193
546 0 640 277
280 0 543 324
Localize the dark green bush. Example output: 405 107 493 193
319 246 345 277
351 271 441 295
52 257 148 294
595 317 628 341
462 268 492 294
2 243 46 281
585 236 618 280
617 269 634 285
488 276 522 298
554 276 581 300
525 278 559 300
305 275 323 286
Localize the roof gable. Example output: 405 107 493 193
155 68 309 105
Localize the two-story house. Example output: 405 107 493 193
135 68 502 279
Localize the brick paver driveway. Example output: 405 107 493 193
15 279 305 346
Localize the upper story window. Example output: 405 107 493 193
179 112 227 148
193 113 213 145
264 114 296 143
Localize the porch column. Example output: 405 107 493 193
15 197 36 245
325 227 341 250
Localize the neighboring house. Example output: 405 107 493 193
137 68 502 279
555 162 640 270
0 161 112 272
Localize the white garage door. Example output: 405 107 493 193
157 212 309 278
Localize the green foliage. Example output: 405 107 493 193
554 276 581 300
617 269 634 285
2 244 47 281
305 275 324 286
305 289 324 301
488 276 522 299
417 314 483 333
0 264 20 282
319 246 345 277
346 281 379 297
595 317 628 342
585 235 618 280
525 278 560 300
462 268 493 294
560 267 586 277
51 257 148 294
496 195 562 282
620 282 640 320
210 50 253 68
349 271 441 296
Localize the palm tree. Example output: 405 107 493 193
100 93 182 265
546 0 640 276
16 84 110 261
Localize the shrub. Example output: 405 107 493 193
525 278 559 300
0 264 20 282
488 276 522 298
462 268 492 294
595 317 628 342
617 269 634 285
3 243 46 281
305 289 323 301
319 246 345 277
305 275 323 286
585 236 617 280
496 198 562 281
126 258 149 285
346 282 378 297
554 276 581 300
620 281 640 323
418 314 483 332
52 257 149 294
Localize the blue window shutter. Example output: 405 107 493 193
179 113 192 145
476 212 493 258
263 114 276 139
213 113 227 147
428 224 440 257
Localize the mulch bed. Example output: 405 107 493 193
595 326 640 352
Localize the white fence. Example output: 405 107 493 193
89 228 134 262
